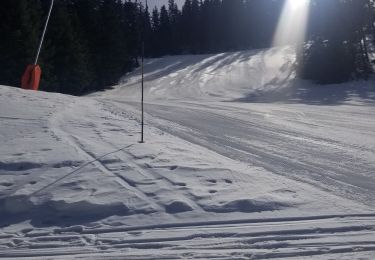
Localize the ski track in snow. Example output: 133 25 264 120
49 100 205 214
1 215 375 259
114 100 375 208
1 47 375 258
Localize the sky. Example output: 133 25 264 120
141 0 184 9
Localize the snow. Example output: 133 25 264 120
113 47 297 101
143 0 184 9
1 47 375 258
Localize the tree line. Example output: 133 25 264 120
301 0 373 84
1 0 143 95
147 0 283 56
0 0 373 95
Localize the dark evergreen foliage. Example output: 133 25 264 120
41 0 92 94
299 0 373 84
0 0 373 95
0 0 42 87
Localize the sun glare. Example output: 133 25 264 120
273 0 311 47
289 0 309 9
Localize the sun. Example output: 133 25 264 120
289 0 310 9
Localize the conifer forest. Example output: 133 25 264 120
0 0 373 95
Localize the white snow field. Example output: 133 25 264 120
1 47 375 259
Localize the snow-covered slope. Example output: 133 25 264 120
105 46 375 105
1 47 375 259
109 47 296 101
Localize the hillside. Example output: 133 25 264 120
105 47 375 105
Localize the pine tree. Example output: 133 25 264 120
190 0 201 53
300 0 372 84
151 7 161 57
205 0 223 52
168 0 182 54
222 0 246 51
41 0 92 95
96 0 131 88
72 0 101 91
141 4 153 57
123 1 141 66
159 5 172 55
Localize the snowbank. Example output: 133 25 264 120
103 47 375 105
111 47 296 101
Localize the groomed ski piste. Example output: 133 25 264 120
1 47 375 259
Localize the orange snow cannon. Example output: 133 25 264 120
21 64 42 91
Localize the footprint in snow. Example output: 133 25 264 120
0 182 13 187
109 128 122 132
12 153 24 156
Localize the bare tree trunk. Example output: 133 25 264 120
362 32 370 62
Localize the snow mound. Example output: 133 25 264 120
203 198 289 213
103 47 375 105
165 200 194 214
108 47 296 101
0 195 130 217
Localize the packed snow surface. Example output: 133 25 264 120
1 47 375 259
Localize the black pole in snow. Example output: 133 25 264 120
139 0 147 144
140 41 145 143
